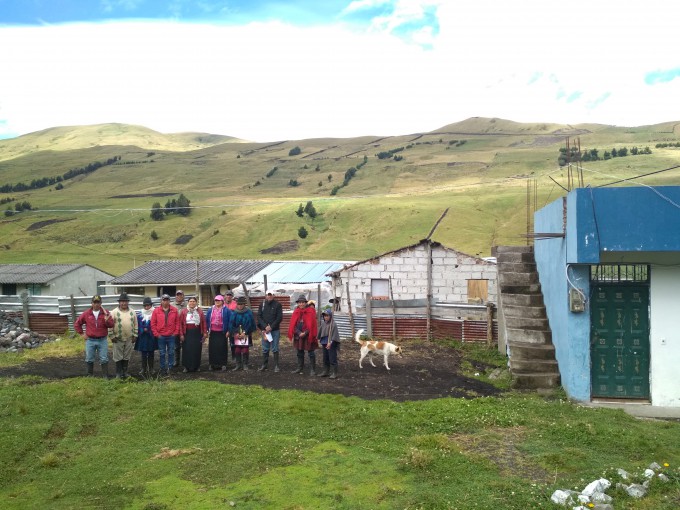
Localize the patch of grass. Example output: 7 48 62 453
0 335 83 368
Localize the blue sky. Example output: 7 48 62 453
1 0 679 141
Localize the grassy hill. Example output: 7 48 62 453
1 118 680 275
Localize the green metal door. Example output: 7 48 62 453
591 284 650 399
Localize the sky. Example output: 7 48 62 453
1 0 679 142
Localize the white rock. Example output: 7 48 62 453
591 492 612 504
658 473 669 482
551 489 576 505
625 483 646 498
644 468 654 478
648 462 661 470
577 494 590 504
616 468 630 480
582 478 611 497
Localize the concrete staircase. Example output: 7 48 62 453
497 245 561 389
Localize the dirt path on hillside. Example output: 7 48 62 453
0 340 501 402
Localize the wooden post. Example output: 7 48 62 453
388 276 396 341
241 282 251 307
70 294 77 332
346 281 354 339
317 283 322 324
195 260 200 306
365 292 372 337
426 241 433 341
20 291 30 330
263 275 268 294
486 302 494 347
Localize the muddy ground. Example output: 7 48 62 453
0 340 502 402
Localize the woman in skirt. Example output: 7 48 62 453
135 296 158 378
178 296 206 372
205 295 231 370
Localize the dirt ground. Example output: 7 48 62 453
0 340 502 402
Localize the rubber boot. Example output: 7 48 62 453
231 354 242 371
329 366 338 379
115 361 123 379
147 357 155 378
174 345 181 368
101 362 110 379
317 364 330 377
86 362 94 377
308 352 317 376
243 352 250 371
273 352 280 373
122 360 129 379
291 351 304 374
258 352 269 371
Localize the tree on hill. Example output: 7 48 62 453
176 193 191 216
150 202 165 221
304 201 317 219
298 226 308 239
289 146 302 156
296 204 304 217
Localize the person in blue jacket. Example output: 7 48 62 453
229 297 257 371
205 295 232 371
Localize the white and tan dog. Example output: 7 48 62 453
355 329 403 370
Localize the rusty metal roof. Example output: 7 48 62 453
0 264 90 284
110 260 272 285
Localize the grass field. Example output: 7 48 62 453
0 338 678 509
1 117 679 275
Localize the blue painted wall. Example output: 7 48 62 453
534 197 591 400
573 187 680 261
535 186 680 402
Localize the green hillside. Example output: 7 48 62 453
1 118 679 275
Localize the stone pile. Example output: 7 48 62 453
550 462 673 509
0 312 56 352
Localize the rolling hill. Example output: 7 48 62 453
1 118 679 275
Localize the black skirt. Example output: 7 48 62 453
208 330 228 367
183 327 203 372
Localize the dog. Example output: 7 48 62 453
355 329 403 370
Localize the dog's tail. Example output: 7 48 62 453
355 328 364 344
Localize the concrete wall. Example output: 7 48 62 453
333 243 497 312
649 266 680 407
535 196 592 401
50 266 112 297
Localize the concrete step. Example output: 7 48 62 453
509 358 559 372
496 245 534 254
508 342 556 360
499 283 542 294
502 304 546 319
511 372 561 389
497 251 537 264
501 293 545 307
499 271 539 286
497 262 537 273
507 328 552 344
505 316 550 330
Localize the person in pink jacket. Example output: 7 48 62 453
74 294 114 378
151 294 179 376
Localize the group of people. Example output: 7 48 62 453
74 290 341 379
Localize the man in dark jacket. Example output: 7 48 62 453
257 292 283 372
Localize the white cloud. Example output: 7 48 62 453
1 0 679 140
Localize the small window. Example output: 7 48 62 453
467 279 488 303
27 283 42 296
371 279 389 298
2 284 17 295
96 281 106 296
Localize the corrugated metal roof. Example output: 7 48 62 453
0 264 86 284
110 260 272 285
248 261 353 284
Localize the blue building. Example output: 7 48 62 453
534 186 680 407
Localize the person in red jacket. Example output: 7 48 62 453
151 294 179 376
288 294 318 375
74 294 115 378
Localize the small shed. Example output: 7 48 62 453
328 239 497 313
0 264 113 297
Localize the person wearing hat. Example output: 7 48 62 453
178 296 206 373
173 290 187 368
74 294 115 378
151 294 180 376
135 297 158 378
256 292 283 372
228 296 256 371
287 294 319 375
224 290 237 311
317 308 341 379
109 292 138 379
205 295 231 371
